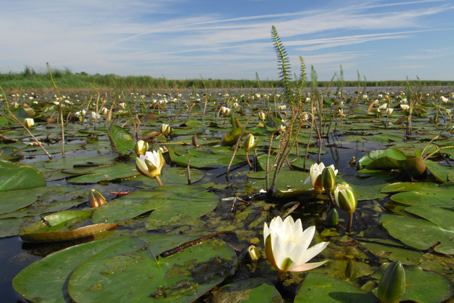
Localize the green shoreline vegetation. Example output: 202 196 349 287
1 66 454 91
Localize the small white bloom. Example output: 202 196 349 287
400 104 410 111
263 216 329 273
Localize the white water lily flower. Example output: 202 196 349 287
386 108 394 115
24 118 34 128
440 96 449 104
263 216 329 274
400 104 410 111
379 103 388 110
304 162 338 191
279 105 287 111
220 106 231 115
135 150 165 179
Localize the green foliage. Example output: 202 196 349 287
271 25 293 103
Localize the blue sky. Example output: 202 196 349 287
1 0 453 80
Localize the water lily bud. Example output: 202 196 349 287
192 135 200 148
89 189 107 208
101 107 108 115
321 166 336 191
325 208 339 227
160 124 170 135
247 245 261 261
377 261 406 303
258 111 266 121
135 140 149 156
243 134 257 152
24 118 34 128
334 183 357 214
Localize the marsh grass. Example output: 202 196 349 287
1 66 454 91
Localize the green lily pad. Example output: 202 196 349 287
295 273 378 302
67 162 139 184
210 278 282 302
381 213 454 255
0 190 38 215
171 148 243 169
360 239 423 265
381 182 440 194
0 160 46 191
357 148 406 170
68 235 237 302
108 125 134 155
91 186 219 230
391 192 454 207
425 160 454 183
13 237 127 303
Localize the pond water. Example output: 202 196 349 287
0 86 453 302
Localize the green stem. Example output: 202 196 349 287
347 212 353 232
155 175 164 187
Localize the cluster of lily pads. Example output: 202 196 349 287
0 84 453 302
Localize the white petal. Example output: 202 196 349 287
263 222 270 242
290 260 329 272
292 219 303 243
272 235 287 271
296 241 329 266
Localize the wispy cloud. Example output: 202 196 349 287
0 0 453 80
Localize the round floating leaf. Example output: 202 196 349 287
108 125 134 155
210 278 282 302
91 186 219 229
0 190 38 215
68 236 237 302
425 160 454 183
0 160 46 191
171 148 243 169
391 192 454 207
381 182 439 194
67 162 139 184
0 217 25 238
381 213 454 255
295 273 378 302
13 237 127 303
357 148 406 170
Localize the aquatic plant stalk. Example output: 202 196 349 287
1 87 53 159
47 63 65 158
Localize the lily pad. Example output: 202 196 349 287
295 273 378 302
68 235 237 302
357 148 406 170
381 213 454 255
0 190 38 215
0 160 46 191
13 237 127 303
210 278 282 302
425 160 454 183
108 125 134 155
67 162 139 184
91 186 219 230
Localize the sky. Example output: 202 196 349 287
1 0 453 81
